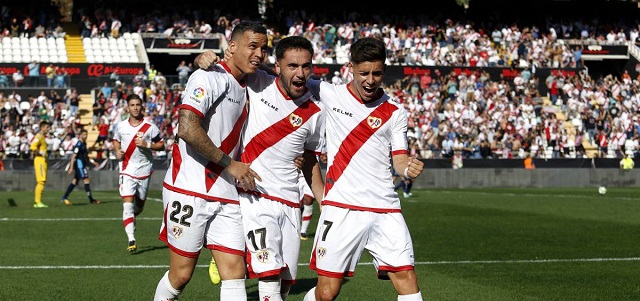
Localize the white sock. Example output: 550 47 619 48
122 202 135 241
302 287 316 301
259 279 282 301
220 279 246 301
153 271 181 301
397 291 423 301
301 205 313 233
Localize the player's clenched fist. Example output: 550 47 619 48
405 157 424 179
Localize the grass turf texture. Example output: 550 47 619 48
1 188 639 300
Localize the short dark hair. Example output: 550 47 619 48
274 36 314 61
39 120 50 128
126 93 143 103
230 21 267 42
350 37 386 64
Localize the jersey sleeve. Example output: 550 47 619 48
179 70 219 118
305 102 326 154
149 123 163 143
390 105 409 155
112 126 121 142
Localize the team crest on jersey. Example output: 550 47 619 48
188 86 206 103
257 250 270 263
136 132 144 138
289 113 303 127
317 247 327 259
367 116 382 129
172 225 184 238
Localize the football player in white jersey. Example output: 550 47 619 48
196 35 325 301
238 36 324 301
112 94 165 253
153 21 266 301
303 37 425 301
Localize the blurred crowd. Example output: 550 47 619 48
2 2 640 162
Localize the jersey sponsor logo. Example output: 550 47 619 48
172 225 184 239
189 86 206 103
332 107 353 117
317 247 327 259
289 113 303 127
226 96 241 104
259 98 278 111
367 116 382 129
257 249 270 263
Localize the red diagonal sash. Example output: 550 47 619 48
241 100 321 163
324 102 396 194
122 123 151 171
204 105 248 191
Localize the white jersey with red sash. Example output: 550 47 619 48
163 63 248 203
313 81 408 212
239 71 325 206
113 119 161 179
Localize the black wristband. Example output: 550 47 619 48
219 153 231 168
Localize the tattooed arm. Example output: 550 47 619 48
178 109 261 189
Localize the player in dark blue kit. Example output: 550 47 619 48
61 129 101 205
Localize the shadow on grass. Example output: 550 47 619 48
132 244 168 255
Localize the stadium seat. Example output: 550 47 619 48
104 55 113 63
49 55 58 63
94 55 104 62
86 55 95 63
544 147 553 159
59 55 68 63
122 32 131 40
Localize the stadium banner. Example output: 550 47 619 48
565 42 628 59
143 37 222 53
0 63 145 78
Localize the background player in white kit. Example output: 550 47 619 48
303 37 425 301
112 94 165 253
153 21 265 301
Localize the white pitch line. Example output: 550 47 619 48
0 217 162 221
1 257 639 270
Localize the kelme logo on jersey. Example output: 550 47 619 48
257 250 270 263
367 116 382 129
289 113 303 127
189 86 206 103
172 225 184 238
